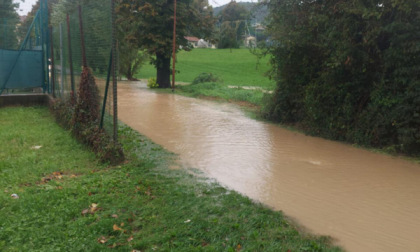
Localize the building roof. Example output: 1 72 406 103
185 36 200 42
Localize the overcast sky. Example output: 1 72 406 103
14 0 255 16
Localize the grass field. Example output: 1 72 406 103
0 107 341 251
135 48 275 89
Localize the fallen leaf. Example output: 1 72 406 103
97 236 107 244
81 209 89 216
145 187 152 196
56 186 63 190
184 219 191 223
113 224 123 231
31 145 42 150
111 214 118 218
127 236 134 242
236 244 242 251
90 203 99 213
42 177 51 183
120 222 125 227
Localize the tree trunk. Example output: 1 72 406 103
156 52 171 88
124 66 133 81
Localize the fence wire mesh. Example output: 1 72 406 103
0 17 19 50
1 0 49 94
50 0 117 138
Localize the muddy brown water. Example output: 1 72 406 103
118 81 420 252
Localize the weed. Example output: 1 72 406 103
192 72 222 85
147 77 158 88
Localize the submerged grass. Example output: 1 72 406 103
0 107 342 251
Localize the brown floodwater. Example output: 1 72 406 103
117 81 420 252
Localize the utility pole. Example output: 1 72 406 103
172 0 177 91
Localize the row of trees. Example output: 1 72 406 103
217 1 250 49
263 0 420 154
0 0 20 50
13 0 260 87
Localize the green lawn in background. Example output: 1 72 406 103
0 107 341 251
135 48 275 89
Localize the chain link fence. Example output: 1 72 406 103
50 0 117 140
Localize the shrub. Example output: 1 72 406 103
50 66 124 164
147 77 158 88
192 73 221 85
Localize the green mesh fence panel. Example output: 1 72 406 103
0 50 43 88
0 0 49 94
51 0 116 137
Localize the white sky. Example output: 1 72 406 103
13 0 37 16
14 0 255 16
209 0 255 7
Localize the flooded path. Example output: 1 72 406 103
117 82 420 252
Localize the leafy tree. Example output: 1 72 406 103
116 5 148 81
262 0 420 155
217 1 250 49
0 0 20 49
18 0 60 46
117 0 215 88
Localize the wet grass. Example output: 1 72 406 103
135 48 275 89
175 82 268 108
0 106 342 251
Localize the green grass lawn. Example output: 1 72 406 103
0 107 341 251
135 48 275 90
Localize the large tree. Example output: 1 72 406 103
0 0 20 49
117 0 215 88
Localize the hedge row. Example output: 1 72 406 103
263 0 419 155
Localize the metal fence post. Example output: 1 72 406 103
66 13 75 98
111 0 118 142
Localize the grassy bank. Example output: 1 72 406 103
136 48 275 89
0 107 341 251
174 82 268 109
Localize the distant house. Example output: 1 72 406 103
244 36 256 48
252 23 266 32
184 36 215 49
185 36 200 48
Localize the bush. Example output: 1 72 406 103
147 77 158 88
192 73 222 85
50 67 124 164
